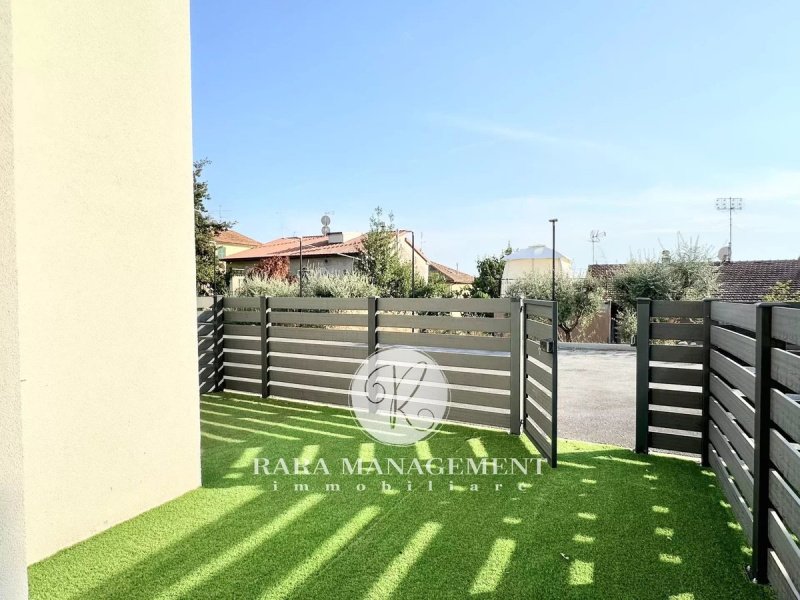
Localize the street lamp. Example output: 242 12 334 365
549 219 558 302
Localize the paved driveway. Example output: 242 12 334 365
557 349 636 448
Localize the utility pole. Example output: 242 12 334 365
715 198 743 260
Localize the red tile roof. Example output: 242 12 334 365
429 261 475 284
213 230 261 247
222 234 367 261
717 259 800 303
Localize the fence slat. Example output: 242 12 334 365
710 302 757 332
772 307 800 346
526 357 552 392
649 388 703 409
526 378 552 415
223 310 262 323
225 379 261 395
378 331 510 353
709 421 754 507
648 431 702 454
710 398 755 472
770 429 800 496
709 445 754 543
525 339 554 368
768 550 800 600
650 322 704 342
378 297 510 313
772 391 800 445
525 318 552 341
223 350 261 366
651 300 704 318
768 510 800 592
268 311 366 327
269 297 368 310
524 417 552 461
710 350 756 400
649 344 704 364
772 349 800 392
769 470 800 544
269 355 361 375
224 365 262 380
649 409 703 432
271 326 367 344
525 302 555 319
377 313 510 333
649 365 703 387
710 374 755 437
710 325 757 366
223 297 261 309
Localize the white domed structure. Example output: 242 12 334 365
501 244 573 295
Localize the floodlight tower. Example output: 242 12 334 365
715 198 743 261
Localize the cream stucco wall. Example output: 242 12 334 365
11 0 200 565
0 0 29 594
501 257 573 296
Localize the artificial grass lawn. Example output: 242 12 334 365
29 392 772 600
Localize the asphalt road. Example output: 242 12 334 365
557 349 636 448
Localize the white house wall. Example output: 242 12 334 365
10 0 200 564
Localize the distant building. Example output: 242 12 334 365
213 229 261 259
222 230 429 292
501 245 572 296
428 261 475 293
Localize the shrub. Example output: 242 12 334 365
505 272 604 342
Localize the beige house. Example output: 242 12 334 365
223 230 430 291
1 2 198 596
213 229 261 260
429 261 475 294
501 245 573 295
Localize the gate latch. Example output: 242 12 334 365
539 338 555 354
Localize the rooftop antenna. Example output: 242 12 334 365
715 198 743 261
589 230 606 265
717 245 731 263
321 214 331 236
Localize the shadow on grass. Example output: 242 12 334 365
27 393 771 600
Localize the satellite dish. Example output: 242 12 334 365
321 225 330 235
321 215 331 226
717 246 731 262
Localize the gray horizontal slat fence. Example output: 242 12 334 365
634 300 800 595
199 296 524 435
635 298 706 457
763 304 800 596
522 300 558 467
266 297 368 406
220 296 264 396
197 296 222 394
707 301 758 551
375 296 520 433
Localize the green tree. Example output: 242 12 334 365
357 207 408 296
506 272 604 342
194 159 233 295
762 281 800 302
611 236 719 339
471 251 507 298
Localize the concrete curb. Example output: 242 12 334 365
561 342 635 352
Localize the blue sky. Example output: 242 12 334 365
191 1 800 274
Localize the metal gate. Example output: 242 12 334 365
522 300 558 467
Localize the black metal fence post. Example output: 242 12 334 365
550 300 559 468
260 296 269 399
750 302 774 583
635 298 651 453
700 298 713 467
509 297 522 435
